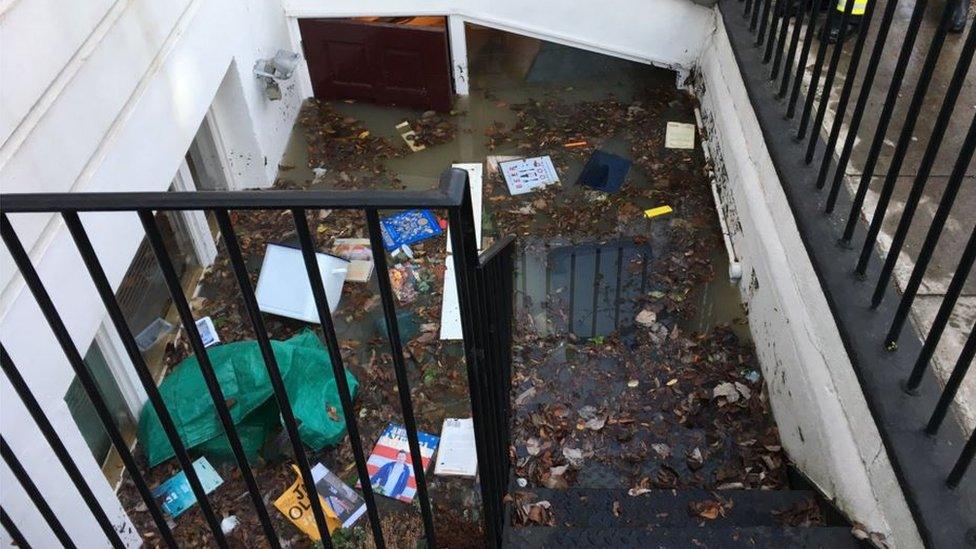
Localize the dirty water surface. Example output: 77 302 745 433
117 36 779 548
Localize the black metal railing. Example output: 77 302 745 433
0 168 515 548
719 0 974 546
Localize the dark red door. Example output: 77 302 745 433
299 19 453 112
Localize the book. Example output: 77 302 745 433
151 457 223 518
434 418 478 478
362 423 440 503
379 210 444 252
273 463 366 541
499 156 559 196
332 238 374 282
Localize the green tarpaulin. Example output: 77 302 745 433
138 329 357 467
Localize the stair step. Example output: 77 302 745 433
509 488 824 528
502 526 863 548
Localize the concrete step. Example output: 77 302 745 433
502 526 864 548
509 488 825 528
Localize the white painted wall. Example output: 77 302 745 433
281 0 715 72
0 0 303 546
696 13 922 547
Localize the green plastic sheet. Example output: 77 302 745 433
138 329 357 467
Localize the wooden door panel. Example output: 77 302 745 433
299 18 453 112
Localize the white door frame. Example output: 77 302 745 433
92 319 148 417
171 159 218 268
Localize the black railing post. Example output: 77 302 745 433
138 210 280 547
365 208 438 549
777 0 809 97
947 430 976 488
852 0 955 274
1 437 75 548
216 210 335 546
291 208 387 548
885 113 976 347
824 0 902 213
446 169 501 547
786 0 820 117
0 507 29 548
61 211 229 546
0 214 173 548
804 0 856 161
924 323 976 435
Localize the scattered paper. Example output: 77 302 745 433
151 457 223 518
434 418 477 478
389 263 420 304
395 121 425 152
332 238 374 282
274 463 366 540
499 156 559 196
195 316 219 348
379 210 444 252
665 122 696 149
360 423 440 503
644 205 674 219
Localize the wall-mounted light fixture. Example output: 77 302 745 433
253 49 301 101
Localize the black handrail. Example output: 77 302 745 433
0 168 516 548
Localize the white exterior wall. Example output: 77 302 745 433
0 0 303 546
696 12 922 548
281 0 715 74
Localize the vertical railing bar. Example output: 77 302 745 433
814 0 878 188
290 208 386 548
216 210 335 546
946 429 976 488
590 248 601 338
838 0 930 236
769 0 792 78
0 346 126 549
871 23 976 305
0 214 171 549
853 1 957 274
137 210 280 547
445 172 500 547
777 0 808 96
824 0 903 213
365 208 438 548
762 0 784 62
480 261 504 538
786 0 820 118
61 211 228 547
750 0 765 30
804 0 856 161
568 251 577 334
0 507 30 549
0 437 75 548
924 322 976 435
613 246 623 330
905 227 976 391
796 6 841 140
744 0 754 18
756 0 774 45
884 113 976 346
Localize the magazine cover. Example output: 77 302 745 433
151 457 223 518
379 210 443 252
274 463 366 540
362 423 440 503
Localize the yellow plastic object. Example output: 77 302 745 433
644 205 674 219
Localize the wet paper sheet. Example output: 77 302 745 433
665 122 696 149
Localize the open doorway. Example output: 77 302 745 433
298 17 454 111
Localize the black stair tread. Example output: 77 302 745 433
510 488 823 528
502 526 864 548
